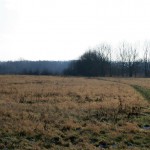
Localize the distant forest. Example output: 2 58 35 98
1 42 150 77
0 61 70 75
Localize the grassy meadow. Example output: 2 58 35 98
0 76 149 150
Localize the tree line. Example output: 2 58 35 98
64 42 150 77
0 42 150 77
0 61 70 75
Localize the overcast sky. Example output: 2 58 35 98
0 0 150 61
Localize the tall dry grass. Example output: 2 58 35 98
0 75 149 149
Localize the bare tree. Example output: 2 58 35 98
96 43 112 76
143 42 150 77
119 42 128 77
132 46 138 77
118 42 138 77
126 44 138 77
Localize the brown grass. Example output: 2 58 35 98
0 75 149 149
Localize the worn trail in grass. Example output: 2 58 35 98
99 77 150 140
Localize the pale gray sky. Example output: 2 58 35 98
0 0 150 61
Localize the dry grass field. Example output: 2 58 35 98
0 76 149 150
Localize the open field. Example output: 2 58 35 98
0 76 149 150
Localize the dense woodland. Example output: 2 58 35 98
1 42 150 77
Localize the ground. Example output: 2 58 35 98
0 76 149 150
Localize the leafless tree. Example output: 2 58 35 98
126 44 138 77
118 42 138 77
96 43 112 76
119 42 128 76
143 42 150 77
